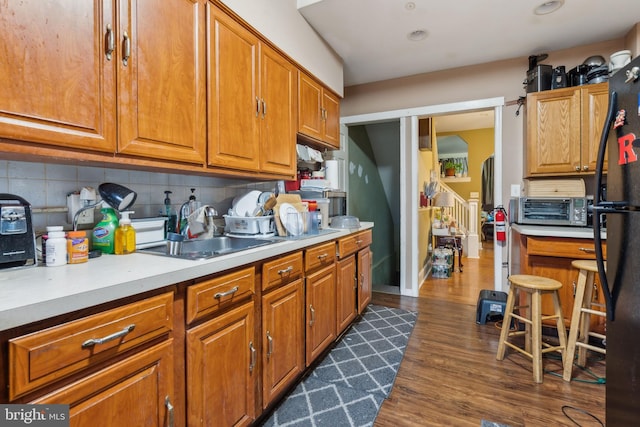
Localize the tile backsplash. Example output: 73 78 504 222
0 160 276 234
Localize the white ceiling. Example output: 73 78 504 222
298 0 640 87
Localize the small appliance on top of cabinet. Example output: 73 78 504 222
0 194 36 269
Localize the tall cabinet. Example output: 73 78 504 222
207 3 297 176
0 0 207 164
298 71 341 149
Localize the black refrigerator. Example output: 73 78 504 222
593 55 640 426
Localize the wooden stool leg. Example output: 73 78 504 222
496 287 516 361
563 268 588 381
531 290 543 383
524 291 532 355
577 271 596 367
552 289 567 366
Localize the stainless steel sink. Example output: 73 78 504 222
138 236 281 260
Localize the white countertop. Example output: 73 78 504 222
0 223 373 332
511 223 606 240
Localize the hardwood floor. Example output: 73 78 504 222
372 242 606 427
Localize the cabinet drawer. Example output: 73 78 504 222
526 236 607 259
187 266 255 324
9 292 173 400
304 241 336 272
262 252 303 292
337 230 372 259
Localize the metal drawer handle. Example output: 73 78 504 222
578 247 595 253
256 97 260 117
81 324 135 348
122 30 130 66
309 304 315 326
165 396 174 427
266 331 273 359
355 240 363 245
277 266 293 275
105 24 114 60
317 253 328 259
249 341 256 373
262 99 267 118
214 286 239 299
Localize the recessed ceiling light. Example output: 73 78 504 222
534 0 565 15
405 2 416 11
408 29 428 41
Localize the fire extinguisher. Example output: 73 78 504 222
494 206 508 243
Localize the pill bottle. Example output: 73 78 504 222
67 231 89 264
45 229 67 267
41 225 63 263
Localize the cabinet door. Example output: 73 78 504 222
207 4 260 171
259 44 297 176
357 247 372 313
524 254 576 326
297 71 323 141
305 264 337 366
31 340 174 427
336 255 357 335
526 87 581 175
262 278 304 408
322 90 341 149
581 83 609 173
117 0 206 164
187 301 256 427
0 0 116 153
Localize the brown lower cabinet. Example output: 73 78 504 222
513 230 606 334
187 301 256 426
2 232 373 426
31 341 174 426
336 255 357 335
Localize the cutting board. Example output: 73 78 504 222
273 194 306 236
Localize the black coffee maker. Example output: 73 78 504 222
0 194 37 268
525 54 552 93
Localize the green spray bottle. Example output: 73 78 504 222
91 203 119 254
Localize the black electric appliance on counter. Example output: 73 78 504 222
0 194 37 269
593 55 640 425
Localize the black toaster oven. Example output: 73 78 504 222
0 194 37 268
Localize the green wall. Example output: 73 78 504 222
347 126 396 286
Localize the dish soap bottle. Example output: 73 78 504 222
114 211 136 255
92 204 119 254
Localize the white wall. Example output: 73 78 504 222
220 0 344 95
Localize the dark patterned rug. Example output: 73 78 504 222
261 304 417 427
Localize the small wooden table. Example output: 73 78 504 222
435 235 463 273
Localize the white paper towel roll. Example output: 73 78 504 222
325 160 339 190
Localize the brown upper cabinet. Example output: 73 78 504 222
207 3 297 177
525 83 609 176
0 0 207 165
298 71 341 149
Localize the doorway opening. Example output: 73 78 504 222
341 97 504 298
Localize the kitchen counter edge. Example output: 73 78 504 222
0 223 373 331
511 223 607 239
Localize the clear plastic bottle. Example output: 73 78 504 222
114 211 136 255
45 229 67 266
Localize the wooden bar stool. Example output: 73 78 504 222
496 274 567 383
562 260 607 382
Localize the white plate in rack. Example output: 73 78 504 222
280 203 302 236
